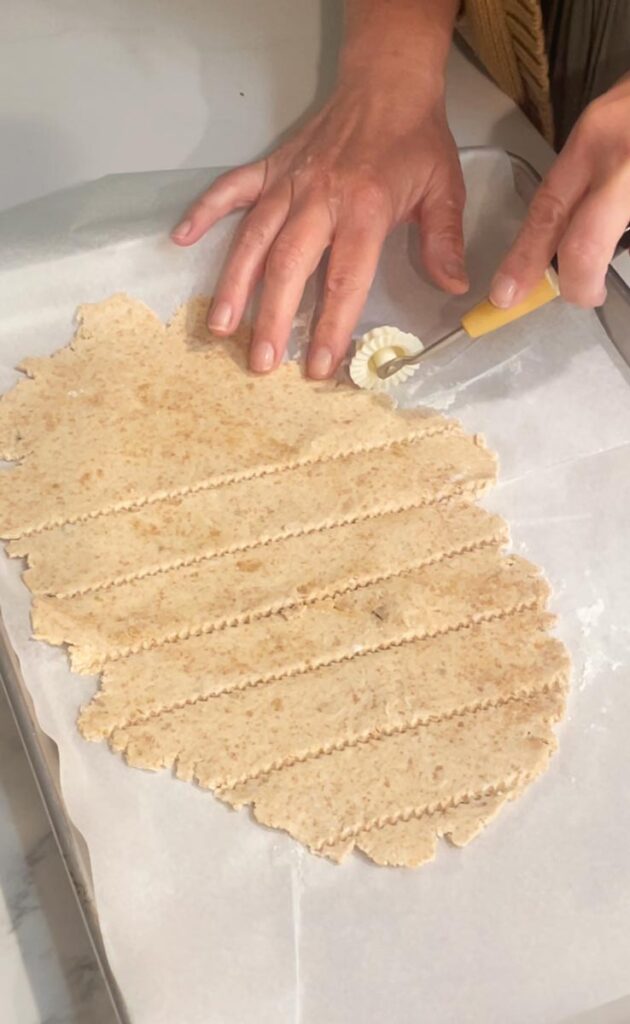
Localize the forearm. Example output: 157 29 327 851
340 0 459 85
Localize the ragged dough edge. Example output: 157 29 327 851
210 679 565 864
110 673 567 867
51 531 510 675
344 688 566 867
213 683 567 864
351 780 522 867
0 295 166 461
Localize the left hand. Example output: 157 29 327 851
490 74 630 310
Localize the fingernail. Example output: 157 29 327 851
308 346 333 379
250 341 275 373
208 299 232 332
490 273 517 308
171 219 192 240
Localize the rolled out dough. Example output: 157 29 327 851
0 294 570 867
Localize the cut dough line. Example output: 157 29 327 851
314 774 530 853
46 483 488 599
105 599 546 740
12 425 458 540
212 676 566 792
70 533 507 672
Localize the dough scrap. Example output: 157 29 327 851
0 294 570 866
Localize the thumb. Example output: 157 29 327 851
415 168 469 294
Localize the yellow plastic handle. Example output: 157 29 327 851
460 270 560 339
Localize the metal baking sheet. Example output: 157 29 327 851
1 148 630 1024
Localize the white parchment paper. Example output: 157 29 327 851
1 151 629 1024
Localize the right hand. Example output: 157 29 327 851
172 70 469 378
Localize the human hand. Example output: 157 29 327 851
171 71 468 377
490 74 630 310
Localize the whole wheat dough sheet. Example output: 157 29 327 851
0 294 570 867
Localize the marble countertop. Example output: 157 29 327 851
0 4 625 1023
0 685 115 1023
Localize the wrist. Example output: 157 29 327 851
339 0 458 87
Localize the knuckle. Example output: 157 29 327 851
424 222 463 248
577 112 630 161
198 171 236 206
218 266 249 296
313 317 344 345
502 246 534 277
558 235 602 267
573 97 625 152
442 189 465 214
527 190 567 231
450 176 467 206
576 97 607 137
252 311 279 338
266 237 306 278
559 280 596 308
422 192 464 238
326 265 362 296
238 220 269 253
350 179 389 219
212 168 235 191
189 194 213 218
309 167 335 194
575 103 598 139
438 171 466 209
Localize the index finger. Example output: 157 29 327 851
489 150 589 308
557 171 630 307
